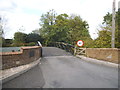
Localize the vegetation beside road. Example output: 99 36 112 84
0 10 120 48
2 33 44 47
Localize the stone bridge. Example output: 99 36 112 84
2 47 118 88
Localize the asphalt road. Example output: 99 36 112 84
41 47 118 88
3 47 118 88
2 63 45 88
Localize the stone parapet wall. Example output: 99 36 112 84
0 46 42 70
85 48 119 64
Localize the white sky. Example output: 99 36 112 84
0 0 120 39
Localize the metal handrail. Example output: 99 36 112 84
48 42 74 55
48 42 86 55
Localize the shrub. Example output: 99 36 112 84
26 42 36 46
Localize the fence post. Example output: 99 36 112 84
74 46 77 55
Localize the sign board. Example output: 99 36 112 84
77 40 84 47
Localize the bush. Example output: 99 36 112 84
11 43 26 47
11 42 36 47
26 42 36 46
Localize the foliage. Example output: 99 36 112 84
0 37 12 47
94 30 111 48
39 10 91 47
67 15 90 45
26 42 36 46
11 43 26 47
11 31 44 47
94 11 120 48
2 39 13 47
4 10 120 48
102 12 112 25
0 37 5 46
26 33 43 43
52 14 69 43
14 32 27 44
39 9 57 45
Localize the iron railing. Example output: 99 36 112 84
48 42 86 55
48 42 75 55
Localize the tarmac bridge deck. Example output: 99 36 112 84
2 47 118 88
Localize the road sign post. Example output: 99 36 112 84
74 40 84 55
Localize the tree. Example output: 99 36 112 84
26 33 43 43
94 11 120 48
40 9 57 45
67 15 90 45
102 12 112 25
2 39 13 47
94 30 111 48
14 32 27 44
39 10 91 47
52 13 69 42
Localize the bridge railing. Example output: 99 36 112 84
48 42 86 55
48 42 75 55
48 42 119 64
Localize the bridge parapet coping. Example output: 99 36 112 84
1 46 42 70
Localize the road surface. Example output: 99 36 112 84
3 47 118 88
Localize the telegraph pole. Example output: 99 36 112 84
111 0 116 48
118 1 120 48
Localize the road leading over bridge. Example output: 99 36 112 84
3 47 118 88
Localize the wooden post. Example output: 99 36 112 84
74 45 77 56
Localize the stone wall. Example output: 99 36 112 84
86 48 119 64
0 46 42 70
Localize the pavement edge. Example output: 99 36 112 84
76 55 118 68
1 58 41 84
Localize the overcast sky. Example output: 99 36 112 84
0 0 120 39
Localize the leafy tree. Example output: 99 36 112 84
0 37 5 47
94 30 111 48
67 15 90 45
2 39 13 47
53 14 69 42
26 33 43 43
39 10 91 47
14 32 27 44
40 9 57 45
94 11 120 48
102 12 112 25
